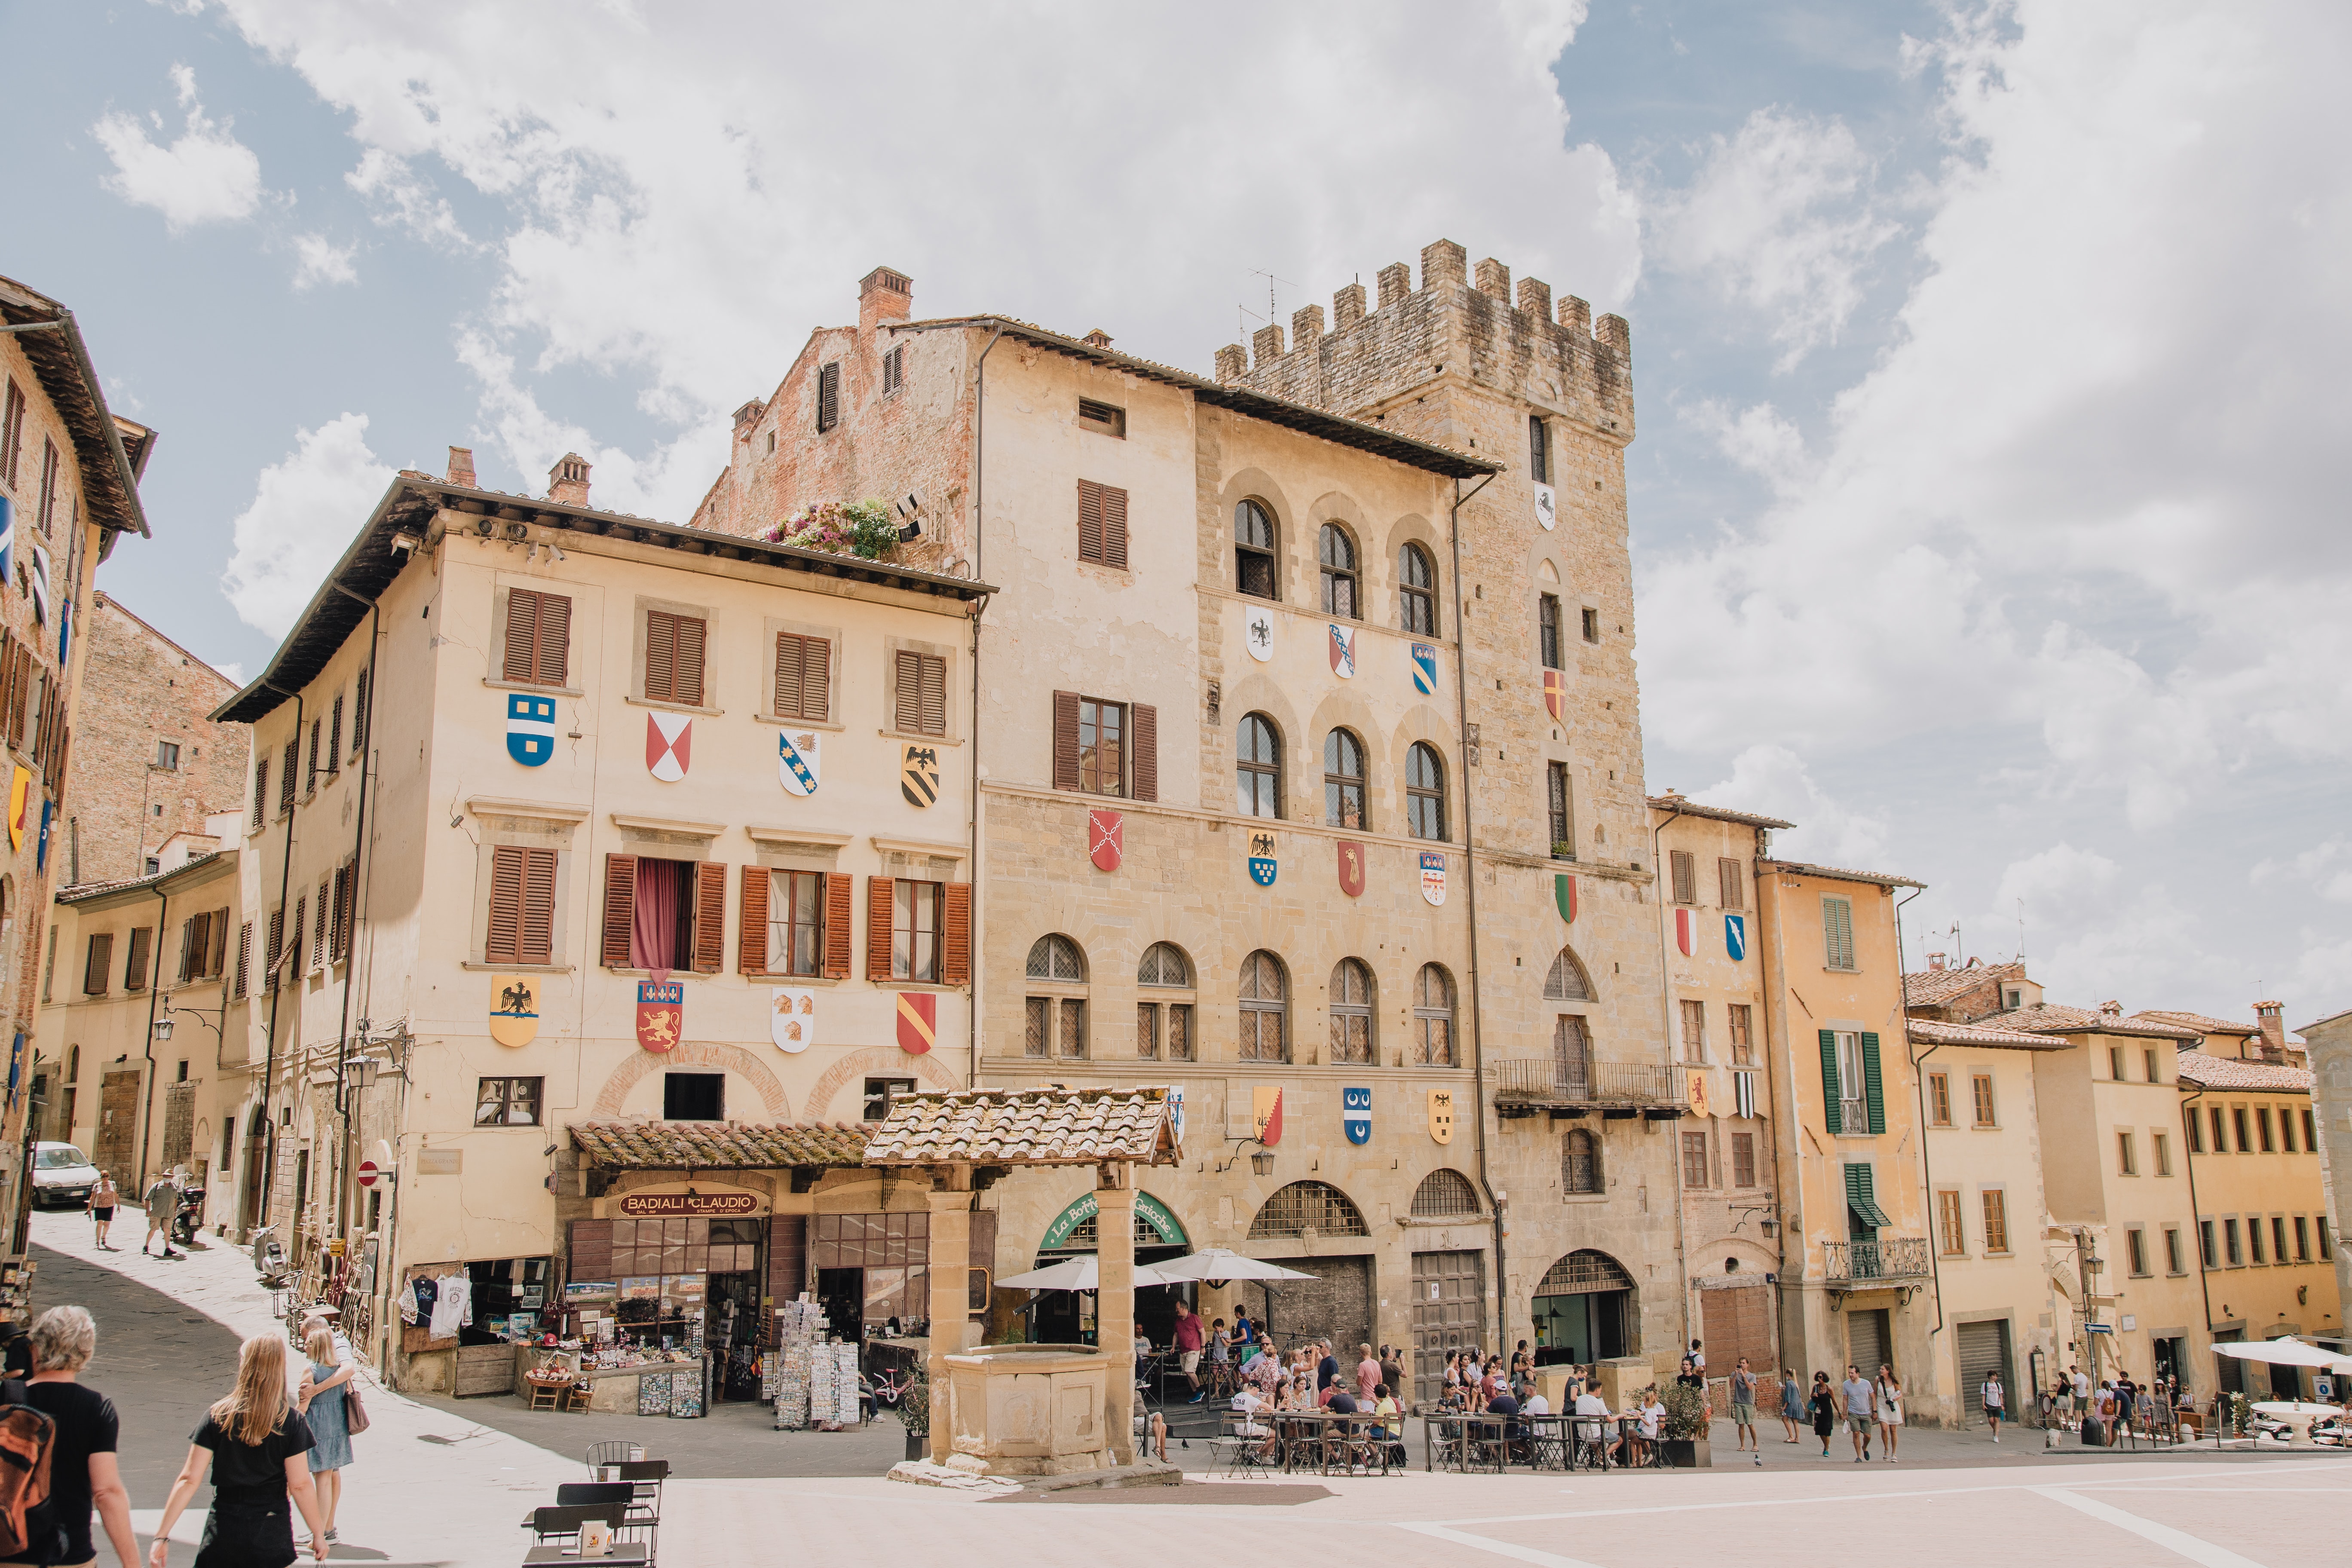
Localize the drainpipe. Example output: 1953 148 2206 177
1441 469 1501 1349
1650 805 1691 1355
256 687 306 1228
2180 1083 2216 1364
1892 886 1951 1413
133 882 168 1194
330 589 382 1239
966 324 1002 1092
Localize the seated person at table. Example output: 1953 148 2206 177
1327 1387 1360 1415
1231 1385 1279 1462
1373 1382 1408 1462
1524 1387 1552 1416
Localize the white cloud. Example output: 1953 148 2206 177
346 148 476 251
1685 398 1815 496
292 233 357 290
219 414 395 637
1651 107 1899 369
92 64 264 231
1688 743 1890 870
2253 838 2352 905
1976 842 2206 1007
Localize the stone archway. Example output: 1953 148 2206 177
804 1047 960 1123
590 1040 792 1120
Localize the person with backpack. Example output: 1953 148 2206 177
148 1335 327 1567
0 1306 138 1568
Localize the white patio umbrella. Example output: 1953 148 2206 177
2212 1338 2340 1367
1140 1248 1316 1285
996 1256 1104 1292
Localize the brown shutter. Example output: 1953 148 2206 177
739 865 770 974
1052 691 1081 790
1103 484 1129 570
1078 479 1104 564
817 362 839 432
520 848 556 965
822 872 854 979
920 654 946 735
487 845 525 963
504 590 540 682
894 650 922 732
866 876 895 982
178 917 196 984
600 853 638 968
775 634 802 720
943 882 972 987
645 612 677 702
252 760 268 828
692 861 727 974
210 905 230 976
279 740 297 811
1131 702 1157 802
804 635 830 722
675 616 707 706
538 593 571 686
234 921 252 998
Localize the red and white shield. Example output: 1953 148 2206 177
1088 809 1124 872
1543 669 1566 723
1336 839 1365 898
646 711 692 781
1675 906 1697 957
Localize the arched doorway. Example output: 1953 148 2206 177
240 1106 270 1235
1240 1181 1374 1354
1531 1249 1635 1366
1028 1190 1189 1346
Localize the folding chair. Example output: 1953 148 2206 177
522 1503 627 1550
556 1483 654 1562
615 1459 668 1559
585 1440 645 1472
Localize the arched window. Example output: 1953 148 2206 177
1249 1179 1370 1239
1410 1168 1481 1217
1323 729 1366 829
1406 742 1446 839
1562 1130 1603 1194
1415 963 1456 1067
1544 946 1594 1001
1137 942 1195 1062
1329 958 1375 1065
1319 524 1358 619
66 1046 79 1085
1235 500 1277 600
1238 949 1287 1063
1400 543 1436 634
1024 934 1088 1060
1237 714 1282 818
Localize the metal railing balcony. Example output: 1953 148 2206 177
1822 1237 1932 1283
1491 1059 1687 1112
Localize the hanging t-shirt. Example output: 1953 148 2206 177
429 1275 470 1340
397 1278 421 1325
411 1276 439 1333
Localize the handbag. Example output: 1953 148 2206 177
343 1372 371 1436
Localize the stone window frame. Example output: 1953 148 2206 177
461 799 590 972
630 593 724 716
761 615 845 729
487 580 588 697
882 634 962 744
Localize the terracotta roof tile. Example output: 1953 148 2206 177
1904 960 2026 1009
2139 1010 2262 1039
1907 1018 2071 1051
570 1121 868 1169
1969 1003 2204 1041
863 1085 1179 1167
2173 1051 2312 1093
1647 793 1795 831
1758 858 1926 889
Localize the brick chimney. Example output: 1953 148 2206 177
1081 328 1114 350
859 266 913 334
2254 1000 2286 1062
447 446 477 487
1926 952 1946 972
548 453 591 507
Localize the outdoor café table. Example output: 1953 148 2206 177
1274 1409 1371 1473
2252 1401 2340 1449
524 1548 652 1567
1420 1411 1511 1473
1520 1412 1583 1470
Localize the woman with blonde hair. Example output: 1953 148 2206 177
149 1334 328 1567
296 1325 355 1542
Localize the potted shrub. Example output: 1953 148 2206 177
763 499 903 562
1658 1383 1712 1467
896 1378 931 1461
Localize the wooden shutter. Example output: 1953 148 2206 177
264 909 283 992
503 591 541 682
739 865 770 974
279 741 297 811
1818 1029 1842 1135
1078 480 1105 565
519 848 556 965
822 873 854 979
178 917 196 983
943 882 972 987
486 845 527 963
1052 691 1081 790
234 921 252 998
1860 1031 1886 1135
802 635 830 721
894 651 921 732
674 616 706 706
1131 702 1158 802
817 361 840 432
83 934 110 995
1102 484 1129 570
352 669 369 754
252 760 268 828
920 654 945 734
600 853 638 968
209 907 230 976
644 610 704 704
328 693 344 773
692 861 727 974
866 876 895 982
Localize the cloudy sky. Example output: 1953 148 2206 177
7 1 2346 1026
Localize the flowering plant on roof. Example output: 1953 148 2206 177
763 499 899 561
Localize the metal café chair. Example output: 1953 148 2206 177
585 1440 646 1473
555 1483 654 1562
522 1502 628 1551
614 1460 667 1556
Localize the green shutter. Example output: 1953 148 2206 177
1861 1031 1885 1134
1819 1029 1842 1135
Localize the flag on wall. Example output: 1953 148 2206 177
1734 1070 1758 1119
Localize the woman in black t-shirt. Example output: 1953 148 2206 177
148 1335 328 1568
4 1305 140 1568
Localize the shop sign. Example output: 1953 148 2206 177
616 1184 770 1219
1038 1188 1186 1250
490 974 540 1048
635 978 683 1053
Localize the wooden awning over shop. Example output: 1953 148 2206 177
570 1120 868 1172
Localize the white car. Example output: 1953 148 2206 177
30 1143 101 1209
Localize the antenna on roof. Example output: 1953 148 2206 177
2016 898 2026 963
1245 268 1295 336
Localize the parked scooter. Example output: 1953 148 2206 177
252 1222 293 1288
171 1183 206 1247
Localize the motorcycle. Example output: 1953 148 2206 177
252 1222 293 1289
171 1185 207 1247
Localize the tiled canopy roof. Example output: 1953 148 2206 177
2140 1010 2262 1039
1970 1003 2203 1041
863 1086 1179 1167
1904 960 2025 1009
570 1121 869 1170
1758 858 1925 889
1646 793 1795 830
1906 1018 2070 1051
2174 1051 2312 1093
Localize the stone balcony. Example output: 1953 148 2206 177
1822 1237 1932 1285
1491 1060 1687 1120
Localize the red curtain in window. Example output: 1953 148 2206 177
632 858 683 970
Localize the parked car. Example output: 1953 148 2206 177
29 1143 101 1209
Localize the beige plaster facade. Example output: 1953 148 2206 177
2301 1008 2352 1332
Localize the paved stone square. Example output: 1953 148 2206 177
29 1210 2344 1568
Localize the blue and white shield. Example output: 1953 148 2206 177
1724 913 1748 962
1247 829 1277 888
1343 1086 1371 1145
779 730 821 796
505 692 556 767
1411 642 1437 695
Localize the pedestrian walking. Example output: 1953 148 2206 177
296 1326 354 1545
1779 1366 1803 1444
1172 1301 1206 1403
87 1175 120 1251
1730 1357 1760 1463
3 1306 139 1568
1378 1344 1406 1405
150 1333 328 1566
1355 1342 1381 1403
1841 1365 1875 1461
1808 1372 1838 1458
1981 1368 2006 1441
1873 1365 1904 1460
140 1171 181 1260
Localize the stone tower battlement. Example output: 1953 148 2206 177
1213 239 1632 446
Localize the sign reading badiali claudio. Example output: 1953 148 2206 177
771 986 815 1053
617 1183 770 1218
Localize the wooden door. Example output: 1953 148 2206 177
1411 1249 1485 1403
94 1070 141 1186
1700 1285 1773 1393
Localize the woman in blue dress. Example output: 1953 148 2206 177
297 1325 355 1544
